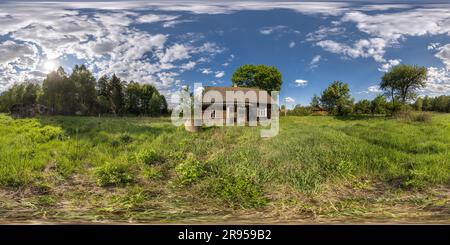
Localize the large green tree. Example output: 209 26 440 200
231 64 282 91
41 67 77 115
109 74 125 115
320 81 354 115
70 64 97 115
380 64 427 104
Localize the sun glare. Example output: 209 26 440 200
43 60 58 73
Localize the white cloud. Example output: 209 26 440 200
201 68 213 74
260 25 286 35
341 10 450 42
136 14 178 24
215 71 225 78
368 85 382 93
428 42 441 50
378 59 401 72
423 67 450 96
259 25 300 36
159 43 191 64
435 44 450 70
0 6 225 96
294 79 308 87
289 41 296 48
181 61 196 70
317 38 387 63
285 97 295 103
309 55 321 69
306 26 346 42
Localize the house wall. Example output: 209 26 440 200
202 102 271 126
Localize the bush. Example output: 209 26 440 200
175 154 205 185
94 162 133 186
412 112 432 122
142 166 163 180
394 111 432 123
288 106 311 116
137 148 164 165
209 174 267 208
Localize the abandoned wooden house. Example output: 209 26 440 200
201 86 275 125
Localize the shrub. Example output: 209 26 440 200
142 166 163 180
209 174 267 208
137 148 164 165
94 162 133 186
394 111 432 123
412 112 432 122
288 106 312 116
175 154 205 185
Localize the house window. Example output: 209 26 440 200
258 108 267 117
210 109 216 119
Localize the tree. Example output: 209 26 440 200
371 95 388 115
414 97 423 111
380 64 427 105
433 95 450 112
0 82 41 112
231 64 282 92
310 94 320 109
354 99 371 114
422 96 433 111
41 66 77 115
124 81 140 115
320 81 353 115
109 74 125 115
70 64 97 115
0 64 169 117
149 93 163 116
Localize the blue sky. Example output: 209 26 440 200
1 1 450 107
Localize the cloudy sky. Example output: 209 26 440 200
1 1 450 106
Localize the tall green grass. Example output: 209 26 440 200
0 113 449 210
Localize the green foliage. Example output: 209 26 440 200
371 95 388 114
175 154 205 185
137 148 164 165
142 166 163 180
320 81 354 116
231 64 282 91
70 64 97 115
310 94 321 108
354 99 371 114
288 105 312 116
0 65 168 117
94 162 133 186
414 97 423 111
209 174 267 208
0 82 42 112
380 64 427 104
0 113 449 220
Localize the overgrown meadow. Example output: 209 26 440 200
0 113 449 223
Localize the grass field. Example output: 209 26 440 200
0 113 449 223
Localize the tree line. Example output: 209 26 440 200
289 64 450 116
0 65 169 116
